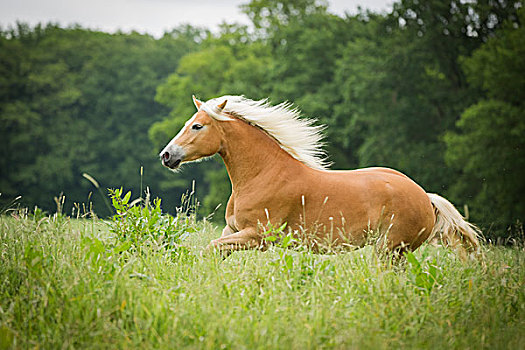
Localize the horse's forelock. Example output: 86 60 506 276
200 99 234 121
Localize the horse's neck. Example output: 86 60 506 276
218 119 301 189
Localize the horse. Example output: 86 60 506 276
160 95 481 258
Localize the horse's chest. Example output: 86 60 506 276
232 193 291 228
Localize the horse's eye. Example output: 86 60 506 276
192 123 203 130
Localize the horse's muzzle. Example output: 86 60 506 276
159 145 184 169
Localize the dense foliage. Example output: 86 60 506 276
1 0 524 238
0 24 204 216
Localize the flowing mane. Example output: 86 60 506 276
200 95 330 170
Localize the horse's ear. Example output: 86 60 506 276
192 95 203 110
217 99 228 111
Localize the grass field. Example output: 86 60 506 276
0 203 524 349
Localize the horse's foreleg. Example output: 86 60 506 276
207 228 260 256
221 214 237 237
220 225 234 237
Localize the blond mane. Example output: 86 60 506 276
200 95 330 170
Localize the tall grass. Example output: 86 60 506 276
0 197 523 349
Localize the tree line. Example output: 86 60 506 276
1 0 523 238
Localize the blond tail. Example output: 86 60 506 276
427 193 482 255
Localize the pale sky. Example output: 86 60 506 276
0 0 392 37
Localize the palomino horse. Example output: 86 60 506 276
160 95 480 257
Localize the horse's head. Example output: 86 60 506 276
159 96 227 170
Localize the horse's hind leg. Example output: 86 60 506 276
374 225 427 265
374 239 409 265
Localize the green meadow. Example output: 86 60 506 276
0 196 523 349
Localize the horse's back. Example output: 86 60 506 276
314 166 423 201
326 166 410 181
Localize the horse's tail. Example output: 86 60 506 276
427 193 482 256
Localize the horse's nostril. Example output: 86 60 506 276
162 152 170 161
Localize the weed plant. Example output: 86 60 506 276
107 188 196 257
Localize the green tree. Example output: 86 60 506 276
333 0 521 194
1 25 86 209
445 9 525 231
241 0 328 38
0 24 201 214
